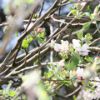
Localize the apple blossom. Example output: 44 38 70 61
51 40 69 53
72 39 90 56
76 67 84 78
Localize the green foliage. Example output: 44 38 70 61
71 9 77 16
85 33 93 43
82 22 91 32
22 38 29 48
60 52 69 59
66 53 80 70
71 9 83 18
36 31 46 43
9 90 16 97
27 35 34 43
22 35 34 48
85 56 93 63
76 30 83 40
76 22 91 40
0 81 16 99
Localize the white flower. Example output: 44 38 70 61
50 40 55 48
57 60 65 67
53 40 69 53
72 39 90 56
54 43 62 52
72 39 81 49
83 69 92 79
60 40 69 53
76 67 84 77
78 44 90 56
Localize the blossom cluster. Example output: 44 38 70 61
50 39 90 56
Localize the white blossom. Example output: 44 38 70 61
77 76 100 100
76 67 84 77
50 40 55 48
72 39 90 56
54 43 62 52
72 39 81 49
78 44 90 56
52 40 69 53
60 40 69 53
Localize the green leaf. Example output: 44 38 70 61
22 39 29 48
72 52 80 65
85 33 92 40
38 32 45 38
67 61 76 70
76 30 83 40
67 53 80 70
90 14 95 20
46 71 53 78
37 32 45 43
27 35 34 43
60 52 68 59
9 90 16 97
85 56 93 62
82 22 91 31
85 33 93 43
71 10 77 16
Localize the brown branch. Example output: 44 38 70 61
0 0 60 69
90 38 100 46
89 47 100 52
56 85 82 99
